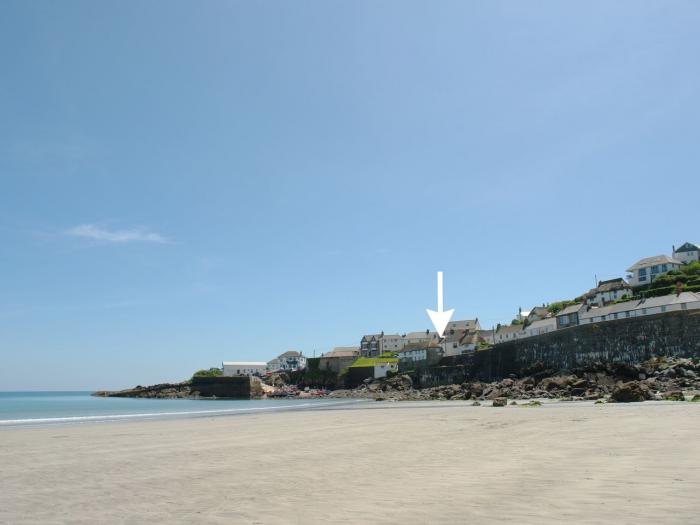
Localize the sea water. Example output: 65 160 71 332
0 391 360 428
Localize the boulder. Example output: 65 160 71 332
663 390 685 401
609 382 651 403
492 397 507 407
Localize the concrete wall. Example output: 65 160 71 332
191 376 263 399
419 310 700 386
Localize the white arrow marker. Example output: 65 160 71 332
426 271 455 337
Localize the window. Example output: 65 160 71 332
613 313 618 319
662 264 668 272
682 303 688 310
651 265 659 274
639 268 647 276
661 305 667 312
625 311 631 318
639 276 647 282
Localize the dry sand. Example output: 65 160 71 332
1 401 699 524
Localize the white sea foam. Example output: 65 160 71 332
0 399 363 427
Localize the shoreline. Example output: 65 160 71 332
1 401 699 524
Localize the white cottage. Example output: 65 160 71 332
222 361 267 377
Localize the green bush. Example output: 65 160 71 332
192 368 223 378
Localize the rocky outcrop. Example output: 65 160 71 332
329 357 700 403
93 382 192 399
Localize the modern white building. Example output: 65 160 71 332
267 351 307 372
626 255 683 287
673 242 700 265
578 292 700 324
222 361 268 377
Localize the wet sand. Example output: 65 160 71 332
1 401 699 524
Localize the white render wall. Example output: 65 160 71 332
223 363 267 377
674 249 699 265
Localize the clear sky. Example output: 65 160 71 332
1 1 699 390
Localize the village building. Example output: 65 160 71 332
626 255 683 288
444 319 481 333
522 317 557 338
396 345 443 369
673 242 700 265
318 347 360 373
578 292 700 324
494 323 525 344
402 330 440 347
359 333 403 357
346 356 399 385
476 329 496 346
267 351 307 372
583 278 633 306
555 303 584 329
222 361 267 377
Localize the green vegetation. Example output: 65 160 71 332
547 300 578 315
691 395 700 403
349 356 399 368
511 319 523 325
635 262 700 297
300 357 338 388
192 368 223 378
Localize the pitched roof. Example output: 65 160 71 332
626 255 682 272
579 292 700 319
583 278 632 298
445 319 479 332
528 306 549 318
675 242 700 253
527 318 557 329
278 351 303 358
404 331 438 340
496 324 524 335
556 303 583 316
323 347 360 358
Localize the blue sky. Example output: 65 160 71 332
1 1 699 390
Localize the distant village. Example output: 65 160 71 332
219 241 700 386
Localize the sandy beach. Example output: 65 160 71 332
1 401 699 524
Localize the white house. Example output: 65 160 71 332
372 360 399 379
522 317 557 338
626 255 683 287
578 292 700 324
222 361 267 377
583 278 633 306
267 351 307 372
673 242 700 265
494 324 525 344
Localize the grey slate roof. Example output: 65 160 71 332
626 255 682 272
556 303 583 316
675 242 700 253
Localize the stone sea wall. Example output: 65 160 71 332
419 310 700 386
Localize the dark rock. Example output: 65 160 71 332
492 397 507 407
663 390 685 401
609 381 651 403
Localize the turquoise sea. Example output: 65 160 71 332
0 391 359 428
